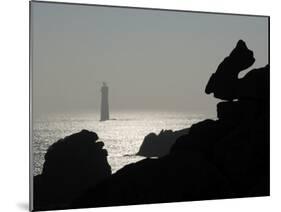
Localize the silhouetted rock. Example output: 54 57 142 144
213 113 269 196
34 130 111 211
73 152 232 208
170 119 234 160
30 40 269 210
73 105 269 208
137 128 189 157
205 40 255 100
71 40 269 208
237 64 269 101
216 100 262 123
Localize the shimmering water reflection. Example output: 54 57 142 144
33 111 206 175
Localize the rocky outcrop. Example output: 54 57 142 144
33 40 269 210
205 40 255 100
33 130 112 211
73 152 231 208
173 40 269 197
72 40 269 208
137 128 190 157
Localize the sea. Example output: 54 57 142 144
32 111 207 176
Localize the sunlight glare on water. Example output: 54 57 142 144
33 111 206 175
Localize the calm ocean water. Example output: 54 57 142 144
32 111 206 176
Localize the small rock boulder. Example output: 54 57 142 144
34 130 112 211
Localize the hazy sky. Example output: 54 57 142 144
31 2 268 117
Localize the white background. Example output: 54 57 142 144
0 0 279 211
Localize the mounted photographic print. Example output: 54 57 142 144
29 1 269 211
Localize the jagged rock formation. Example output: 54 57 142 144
205 40 256 100
173 40 269 196
137 128 190 157
73 152 231 208
72 40 269 209
33 130 112 211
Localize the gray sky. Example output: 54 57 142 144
31 2 268 116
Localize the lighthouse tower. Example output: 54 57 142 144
100 82 109 121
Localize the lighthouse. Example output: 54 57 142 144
100 82 109 121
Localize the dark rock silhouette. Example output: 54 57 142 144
33 40 269 210
71 40 269 209
170 119 234 160
73 153 232 208
205 40 255 100
213 113 269 196
137 128 190 157
33 130 111 211
237 64 269 101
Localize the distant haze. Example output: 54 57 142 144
31 2 268 117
